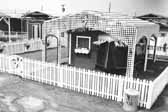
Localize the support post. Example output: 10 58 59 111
153 37 157 62
68 33 72 65
42 38 47 62
21 18 23 33
26 19 29 40
58 32 61 65
146 81 154 109
144 38 149 71
126 33 137 78
0 17 4 22
57 65 63 87
8 18 11 43
3 17 11 42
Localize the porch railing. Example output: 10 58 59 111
0 31 28 42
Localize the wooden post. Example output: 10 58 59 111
146 81 154 109
57 65 63 87
57 31 61 65
42 23 47 62
68 33 72 65
8 18 11 43
27 19 29 40
144 38 149 71
118 75 123 101
153 37 157 62
21 18 22 32
42 38 47 62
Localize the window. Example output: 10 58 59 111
37 25 40 38
32 25 34 39
75 36 91 54
160 33 166 37
61 32 64 37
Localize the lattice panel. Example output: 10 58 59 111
43 11 138 77
100 21 137 77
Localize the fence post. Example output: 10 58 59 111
166 68 168 84
57 65 63 87
118 75 124 102
146 81 154 109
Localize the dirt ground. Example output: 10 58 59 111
0 72 168 112
0 72 126 112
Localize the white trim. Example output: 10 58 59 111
76 36 91 50
75 36 91 54
68 33 72 64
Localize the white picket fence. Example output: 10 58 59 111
2 39 58 55
147 67 168 108
0 31 28 40
3 42 25 54
2 39 42 54
0 54 167 109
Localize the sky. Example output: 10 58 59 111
0 0 168 16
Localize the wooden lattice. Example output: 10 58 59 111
43 11 138 77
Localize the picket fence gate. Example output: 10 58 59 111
0 54 167 109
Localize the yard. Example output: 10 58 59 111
0 42 166 111
0 71 168 112
12 40 168 110
19 47 168 81
134 59 168 80
19 47 68 63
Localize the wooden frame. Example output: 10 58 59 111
76 36 91 49
75 36 91 54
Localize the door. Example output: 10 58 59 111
32 24 41 39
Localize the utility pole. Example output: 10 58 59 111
109 1 111 13
61 4 65 13
133 12 137 18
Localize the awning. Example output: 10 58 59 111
22 11 51 20
93 40 107 45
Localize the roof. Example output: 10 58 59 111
137 13 166 19
137 13 168 28
22 11 52 20
0 12 10 18
137 13 168 19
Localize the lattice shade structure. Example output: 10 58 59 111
43 10 159 77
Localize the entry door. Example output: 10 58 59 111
32 24 41 39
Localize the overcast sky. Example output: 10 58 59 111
0 0 167 16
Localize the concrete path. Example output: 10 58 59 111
0 72 167 112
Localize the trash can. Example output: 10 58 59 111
123 88 140 112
